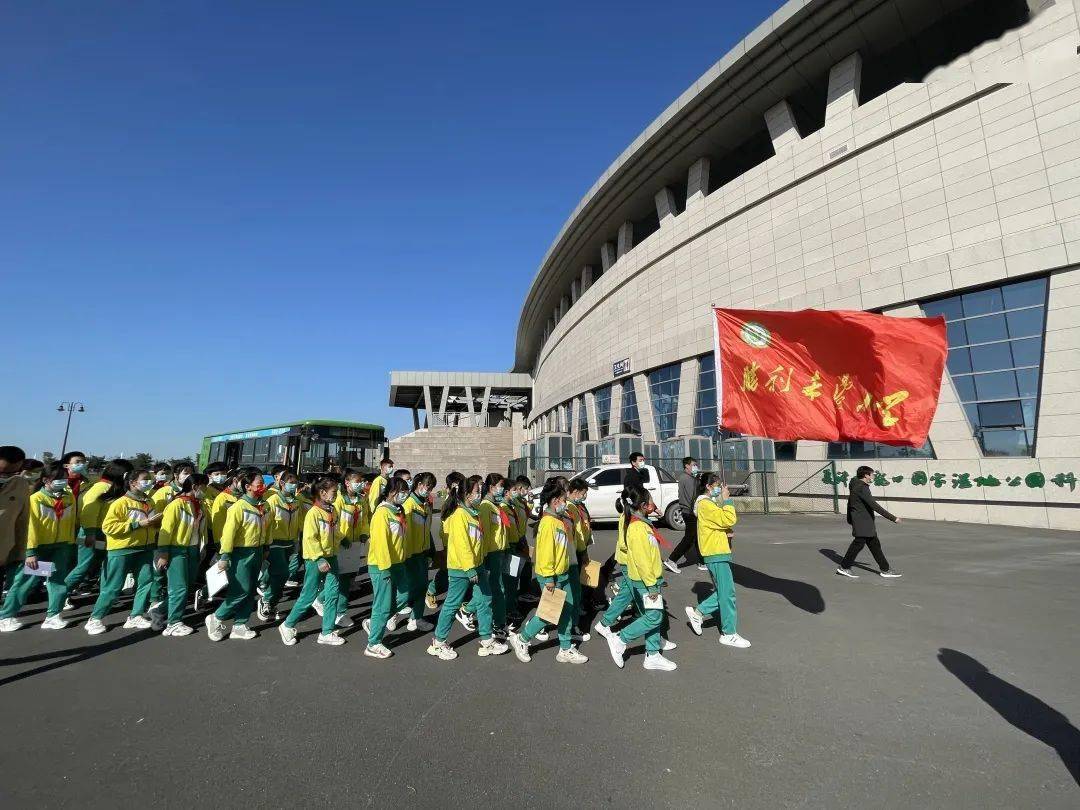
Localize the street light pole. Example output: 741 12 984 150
57 401 86 457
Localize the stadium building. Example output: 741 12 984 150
394 0 1080 529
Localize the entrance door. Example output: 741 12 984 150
224 441 242 469
285 436 301 472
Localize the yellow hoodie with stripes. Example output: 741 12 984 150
301 503 338 561
218 497 268 555
101 495 158 551
77 480 112 546
27 489 78 552
402 493 431 558
368 503 407 570
477 498 508 556
265 492 305 545
624 517 663 590
158 495 206 549
694 496 738 558
534 512 573 577
335 492 368 546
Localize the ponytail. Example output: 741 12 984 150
442 474 481 520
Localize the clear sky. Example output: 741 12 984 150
1 0 772 459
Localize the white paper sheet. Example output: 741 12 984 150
206 564 229 597
21 560 55 578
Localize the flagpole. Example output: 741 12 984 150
711 303 727 488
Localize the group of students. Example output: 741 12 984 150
0 444 748 672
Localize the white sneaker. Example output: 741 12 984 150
0 617 24 633
696 564 708 572
685 606 704 636
556 646 589 664
836 567 858 579
663 559 681 575
317 632 346 646
455 609 476 632
313 598 324 617
719 633 751 648
643 652 677 671
41 614 69 630
229 624 257 640
426 639 458 660
278 622 297 646
571 627 591 643
478 638 509 657
193 588 208 612
162 623 194 637
605 631 627 668
84 617 106 635
361 618 371 636
661 637 677 651
123 615 152 630
364 643 393 659
880 570 903 579
149 600 163 613
204 614 226 642
284 579 299 589
508 631 532 663
122 573 135 592
385 613 400 633
257 599 272 622
593 621 612 639
534 629 549 642
63 599 75 611
256 585 266 597
408 617 434 632
335 613 354 629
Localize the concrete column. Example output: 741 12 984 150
412 408 420 431
437 385 450 423
545 318 554 342
581 265 594 295
765 100 801 154
479 386 491 427
423 384 435 427
601 242 617 272
825 52 862 127
559 295 569 320
633 374 658 443
584 390 599 442
686 157 710 205
617 221 633 259
570 278 580 305
674 357 700 436
654 187 678 223
464 385 476 427
608 382 623 436
553 304 561 326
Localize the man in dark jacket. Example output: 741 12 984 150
836 465 902 578
664 456 702 573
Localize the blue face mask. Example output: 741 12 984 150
49 479 68 494
70 463 88 476
690 465 700 475
283 483 297 495
554 502 567 515
710 486 722 498
493 487 505 499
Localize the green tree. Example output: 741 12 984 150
166 456 195 468
131 452 154 470
41 451 56 465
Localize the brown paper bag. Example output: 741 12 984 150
579 560 601 588
536 586 566 625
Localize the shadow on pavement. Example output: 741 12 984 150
0 628 154 688
938 648 1080 787
817 548 877 574
731 563 825 614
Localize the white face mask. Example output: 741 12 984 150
348 481 363 493
155 473 168 482
383 467 394 477
394 492 409 505
135 480 153 493
177 472 191 485
210 473 227 485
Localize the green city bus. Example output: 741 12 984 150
197 419 386 474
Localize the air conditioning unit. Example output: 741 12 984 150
598 433 643 465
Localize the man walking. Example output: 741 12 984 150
664 457 702 574
836 465 902 579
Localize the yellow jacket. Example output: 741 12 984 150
211 490 239 544
27 489 78 551
301 503 339 560
368 503 407 570
402 494 431 557
158 495 206 548
335 492 368 545
477 498 508 555
151 482 181 514
566 501 592 553
202 484 221 521
625 517 662 589
534 512 573 577
218 497 268 554
367 475 388 512
265 492 305 545
695 496 738 557
77 480 112 543
101 495 158 551
615 512 630 565
443 506 483 572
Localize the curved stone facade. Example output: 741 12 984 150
517 0 1080 529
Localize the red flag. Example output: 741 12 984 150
713 308 947 447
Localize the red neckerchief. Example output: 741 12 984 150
498 504 511 528
177 493 202 520
629 514 672 550
67 476 82 500
318 503 337 528
50 492 66 521
578 502 592 525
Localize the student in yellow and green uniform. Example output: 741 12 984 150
424 470 463 610
204 468 268 642
317 468 368 629
361 477 412 659
503 475 531 627
426 475 507 661
367 458 395 513
508 479 587 665
462 474 510 639
600 488 677 672
155 473 208 637
392 472 435 632
64 460 132 598
257 471 304 622
148 462 196 625
684 472 749 649
278 477 344 647
564 478 594 643
84 470 161 635
593 482 645 638
0 463 78 631
191 462 229 610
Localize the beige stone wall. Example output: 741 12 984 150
388 426 514 488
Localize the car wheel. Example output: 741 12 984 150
664 503 684 531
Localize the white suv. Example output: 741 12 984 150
530 463 684 529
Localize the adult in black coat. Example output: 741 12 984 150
836 465 902 578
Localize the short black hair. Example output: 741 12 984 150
0 446 26 464
270 464 289 476
683 456 696 467
61 451 86 464
203 461 227 474
628 452 644 463
856 465 874 480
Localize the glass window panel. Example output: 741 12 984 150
595 386 612 437
826 443 849 459
946 321 969 346
1016 368 1039 397
1021 398 1037 428
979 429 1029 457
947 348 972 374
953 375 977 402
963 403 981 427
1010 337 1042 367
922 298 964 321
974 371 1019 400
962 287 1004 317
968 342 1014 372
964 314 1009 344
1005 308 1043 339
977 400 1024 428
620 380 641 435
1002 278 1046 309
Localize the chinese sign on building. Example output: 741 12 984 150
822 468 1077 492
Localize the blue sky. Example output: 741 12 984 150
1 1 772 459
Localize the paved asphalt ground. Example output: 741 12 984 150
1 513 1078 808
